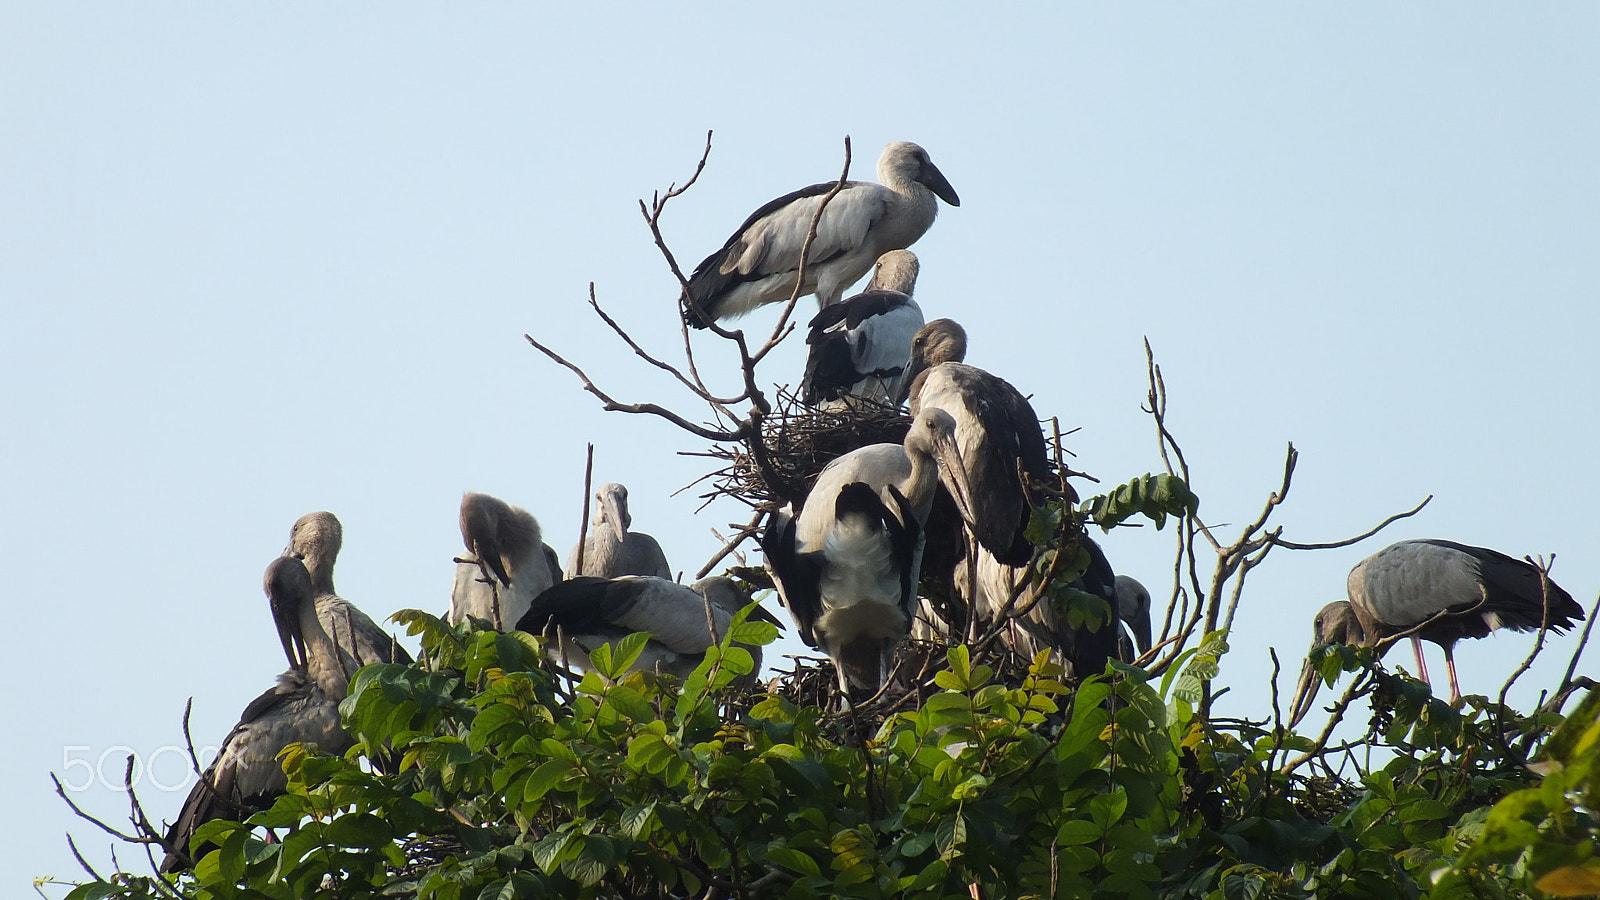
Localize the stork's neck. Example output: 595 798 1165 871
298 599 349 698
303 552 336 598
900 447 940 524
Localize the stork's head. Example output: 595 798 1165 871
898 319 969 406
904 406 975 528
595 482 632 538
284 511 342 590
879 142 960 207
1114 575 1154 657
1287 601 1365 727
866 250 920 296
264 555 315 671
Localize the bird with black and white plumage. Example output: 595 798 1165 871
1287 539 1585 726
452 492 563 631
515 575 780 686
284 510 412 671
800 250 925 411
763 406 975 698
567 482 672 580
682 142 959 328
161 557 352 873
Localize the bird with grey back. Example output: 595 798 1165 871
801 250 925 410
682 142 958 328
515 575 780 688
900 319 1122 677
452 492 563 630
1287 539 1584 726
567 482 672 580
161 557 352 873
763 406 975 698
284 511 412 672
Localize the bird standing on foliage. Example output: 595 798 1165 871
764 406 974 698
1287 539 1585 726
567 482 672 579
516 575 779 686
161 557 353 873
284 510 411 671
800 249 925 410
452 492 562 630
683 142 959 328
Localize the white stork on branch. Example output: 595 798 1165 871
682 142 959 328
800 249 926 410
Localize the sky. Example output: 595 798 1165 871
4 4 1597 891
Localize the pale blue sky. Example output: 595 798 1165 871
5 4 1597 890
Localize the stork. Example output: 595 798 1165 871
763 406 974 697
800 250 925 410
567 482 672 579
161 557 351 872
452 492 562 630
1287 539 1585 726
1115 575 1154 663
683 142 959 328
966 533 1123 679
284 511 412 670
515 575 780 687
900 318 1052 566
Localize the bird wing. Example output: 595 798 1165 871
515 576 636 635
715 181 886 281
761 506 824 648
1413 539 1584 631
881 485 925 621
318 595 412 670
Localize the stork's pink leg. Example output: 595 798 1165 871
1444 646 1462 702
1410 636 1432 688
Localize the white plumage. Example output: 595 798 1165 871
683 142 959 328
801 250 925 410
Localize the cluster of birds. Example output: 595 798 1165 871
155 140 1587 873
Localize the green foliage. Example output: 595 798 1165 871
57 596 1592 900
1081 473 1200 531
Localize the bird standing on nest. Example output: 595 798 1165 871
800 249 925 411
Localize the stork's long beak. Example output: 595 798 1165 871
267 570 308 670
932 433 976 529
1130 606 1154 658
601 489 630 540
896 358 928 408
1287 657 1323 729
921 160 960 207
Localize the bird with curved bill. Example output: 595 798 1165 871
1287 539 1584 727
568 482 672 579
683 141 958 328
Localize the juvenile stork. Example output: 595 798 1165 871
515 575 780 686
967 533 1123 679
452 492 562 630
900 319 1052 566
285 511 411 670
800 250 925 410
567 482 672 579
763 406 974 697
1287 539 1584 726
683 142 959 328
161 557 352 873
1115 575 1155 662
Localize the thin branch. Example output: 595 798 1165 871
1268 495 1433 550
524 332 740 441
575 443 595 578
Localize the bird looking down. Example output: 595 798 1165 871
801 249 925 410
452 492 562 630
683 141 958 328
161 557 352 873
1287 539 1584 726
568 482 672 579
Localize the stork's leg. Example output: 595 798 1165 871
1410 636 1432 688
1443 645 1462 702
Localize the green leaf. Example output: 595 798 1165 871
524 758 575 802
325 812 391 849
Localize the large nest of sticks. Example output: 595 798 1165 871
699 388 914 512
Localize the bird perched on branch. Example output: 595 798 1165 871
452 492 562 630
567 482 672 580
1287 539 1585 726
800 250 925 410
764 406 974 698
515 575 779 686
161 557 352 873
682 142 958 328
284 511 411 670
